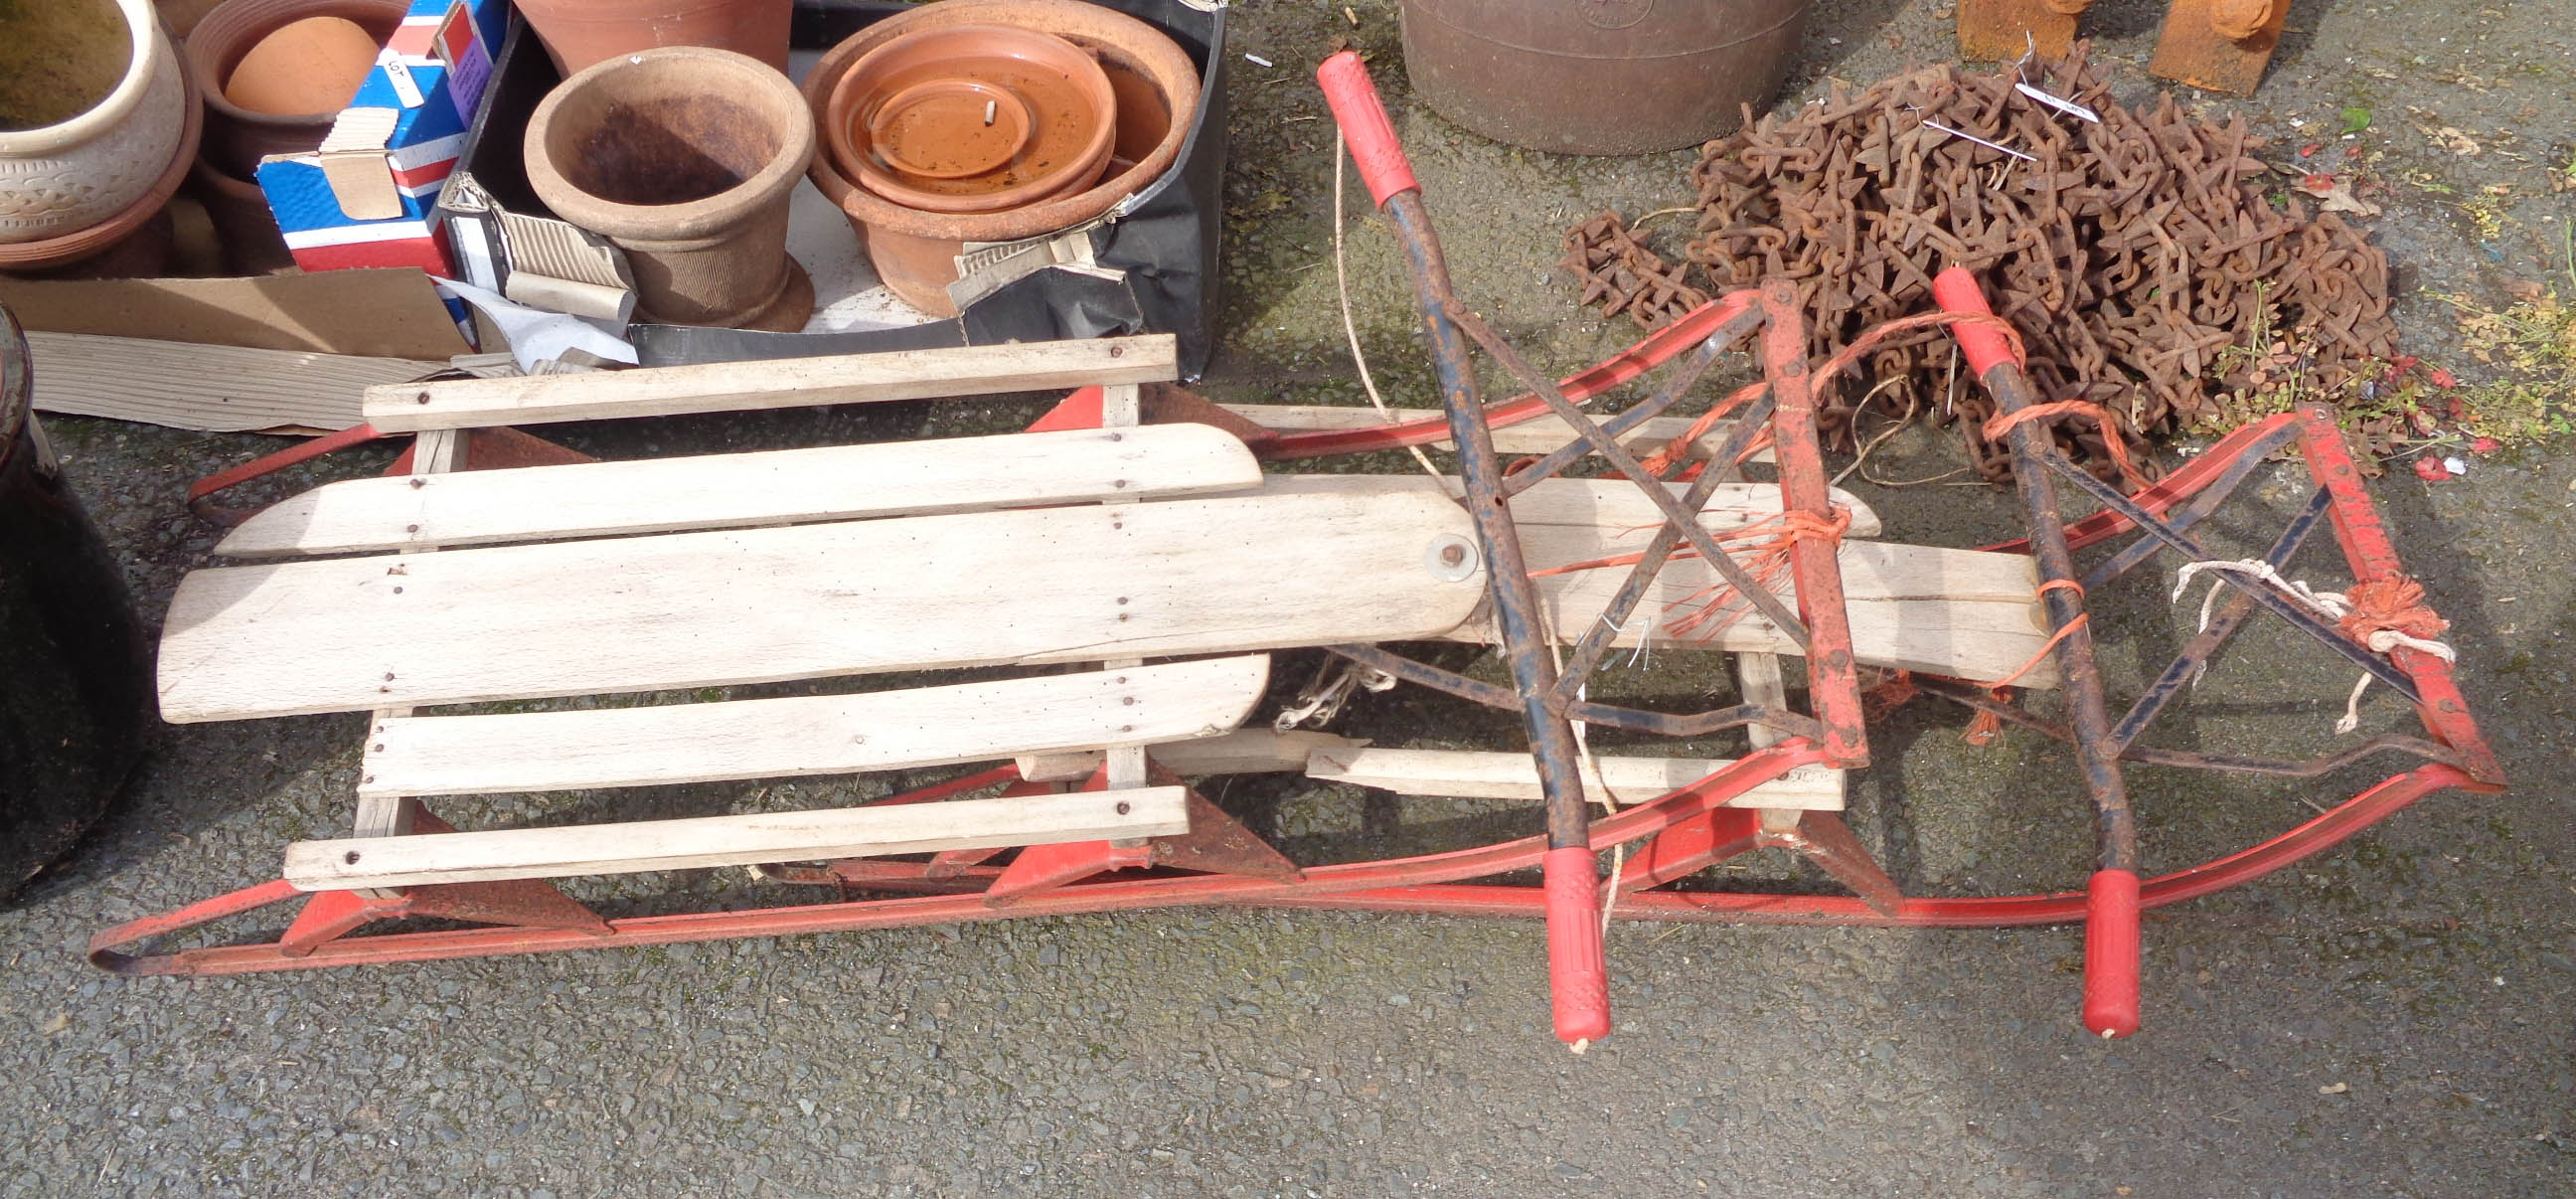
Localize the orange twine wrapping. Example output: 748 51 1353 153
1983 401 2152 494
1964 578 2088 746
1530 505 1852 645
1635 310 2030 479
2336 574 2449 652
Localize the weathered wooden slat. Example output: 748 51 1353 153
1263 473 1882 538
283 787 1192 890
1440 537 2054 687
158 489 1485 721
1305 747 1845 810
364 334 1177 432
359 657 1268 797
1015 729 1369 782
217 426 1264 557
1218 403 1772 462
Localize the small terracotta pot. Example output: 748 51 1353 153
515 0 792 78
0 49 204 274
1 0 194 245
825 24 1117 217
186 154 294 273
185 0 409 180
525 47 815 332
803 0 1199 316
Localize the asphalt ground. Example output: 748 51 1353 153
5 0 2574 1194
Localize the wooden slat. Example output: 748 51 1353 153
1439 537 2055 686
1017 729 1369 782
1305 747 1846 810
159 489 1485 722
1219 403 1773 462
283 787 1191 890
24 331 443 434
1736 651 1842 823
359 656 1269 797
216 426 1265 558
364 334 1179 432
1264 473 1882 539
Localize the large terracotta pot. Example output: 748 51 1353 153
1397 0 1811 154
526 47 815 332
184 0 409 180
803 0 1200 317
0 50 203 276
515 0 792 77
0 0 194 245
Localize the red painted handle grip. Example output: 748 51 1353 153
1541 846 1611 1044
1931 266 2019 379
1317 51 1418 207
2081 868 2143 1039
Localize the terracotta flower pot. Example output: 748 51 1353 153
185 0 409 181
515 0 792 78
186 154 294 273
525 47 815 332
0 48 203 275
825 24 1117 218
0 0 194 245
803 0 1199 317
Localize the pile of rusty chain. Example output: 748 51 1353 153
1560 212 1711 331
1559 48 2396 482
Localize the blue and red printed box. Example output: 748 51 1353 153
253 0 507 276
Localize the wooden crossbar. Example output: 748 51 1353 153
283 787 1193 890
363 335 1178 432
215 426 1263 558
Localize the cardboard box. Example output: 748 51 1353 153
254 0 509 276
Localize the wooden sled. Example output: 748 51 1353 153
117 330 2053 981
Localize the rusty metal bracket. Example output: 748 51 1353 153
1958 0 2088 62
2150 0 2291 95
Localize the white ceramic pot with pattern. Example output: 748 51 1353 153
0 0 192 245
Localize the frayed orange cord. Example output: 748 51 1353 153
1862 669 1918 720
1983 402 2152 494
1639 380 1767 477
1636 309 2027 479
2337 574 2449 651
1965 579 2088 746
1529 506 1852 645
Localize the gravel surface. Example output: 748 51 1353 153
7 0 2575 1194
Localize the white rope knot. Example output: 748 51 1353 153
2168 559 2456 736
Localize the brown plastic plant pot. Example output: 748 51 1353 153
514 0 792 78
824 23 1117 218
185 0 410 181
524 46 816 332
802 0 1199 317
0 52 204 276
